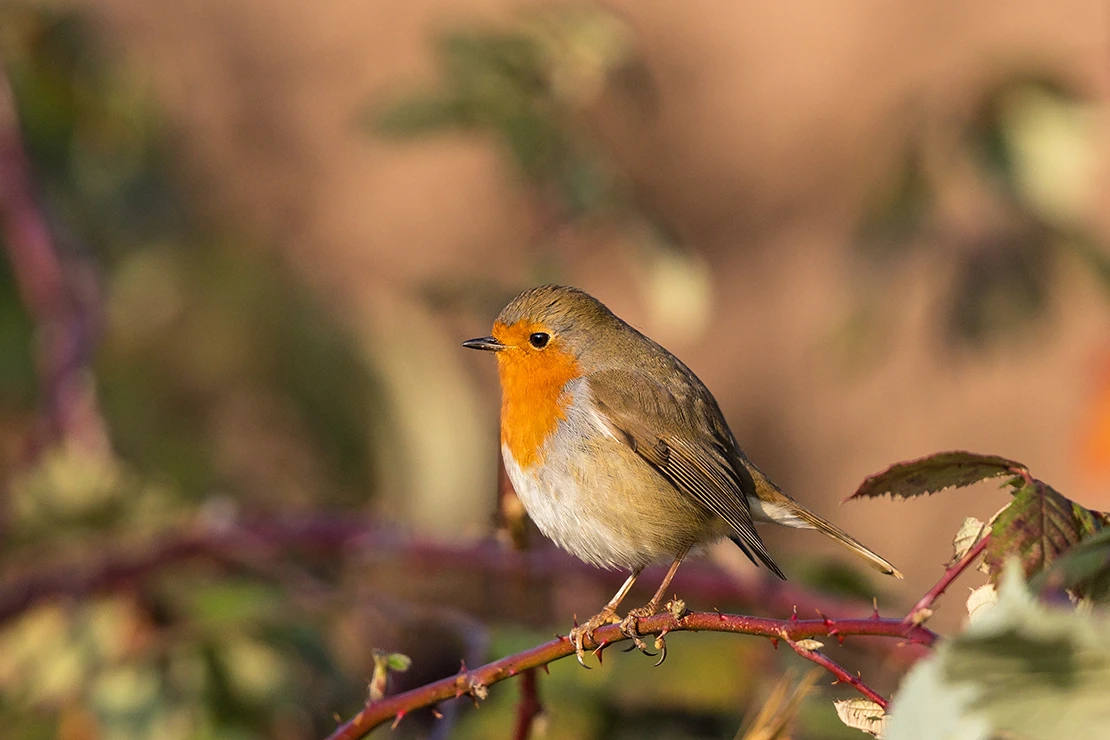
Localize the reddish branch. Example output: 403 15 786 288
511 669 543 740
0 514 944 736
325 612 935 740
903 534 990 626
783 637 888 709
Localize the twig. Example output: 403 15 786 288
903 535 990 626
511 669 542 740
0 60 107 457
782 637 888 709
324 611 935 740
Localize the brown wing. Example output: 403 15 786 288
587 369 786 579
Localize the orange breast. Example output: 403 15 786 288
494 321 583 470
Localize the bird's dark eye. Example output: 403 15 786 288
528 332 550 349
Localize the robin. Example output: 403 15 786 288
464 285 901 666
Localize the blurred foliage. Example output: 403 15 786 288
0 4 384 738
373 7 715 344
373 6 645 220
1 3 379 503
856 77 1108 348
887 566 1110 740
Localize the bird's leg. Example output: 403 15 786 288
569 568 641 668
619 547 689 664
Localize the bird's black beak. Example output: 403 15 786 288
462 336 505 352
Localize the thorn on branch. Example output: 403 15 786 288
592 640 609 665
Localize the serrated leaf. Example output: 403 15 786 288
846 451 1024 501
834 698 887 738
985 479 1100 581
888 565 1110 740
951 517 987 564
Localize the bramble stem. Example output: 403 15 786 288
784 637 888 708
903 535 990 626
325 612 935 740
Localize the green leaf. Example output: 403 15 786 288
846 451 1024 501
888 565 1110 740
497 108 565 180
385 653 412 672
985 479 1101 580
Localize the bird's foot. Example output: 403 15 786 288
568 609 619 668
619 604 667 666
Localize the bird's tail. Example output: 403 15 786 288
742 458 904 578
785 504 903 578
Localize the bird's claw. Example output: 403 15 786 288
568 610 618 668
569 627 592 669
619 611 662 661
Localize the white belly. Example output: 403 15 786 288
502 444 645 569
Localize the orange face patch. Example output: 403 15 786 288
493 320 583 470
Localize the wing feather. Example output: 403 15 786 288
587 369 786 579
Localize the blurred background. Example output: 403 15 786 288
1 0 1108 738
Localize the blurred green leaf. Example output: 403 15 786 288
973 80 1097 229
372 94 470 136
888 566 1110 740
183 581 285 628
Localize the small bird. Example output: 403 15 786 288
464 285 901 665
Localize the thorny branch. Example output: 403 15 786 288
325 612 936 740
783 636 889 709
903 534 990 626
